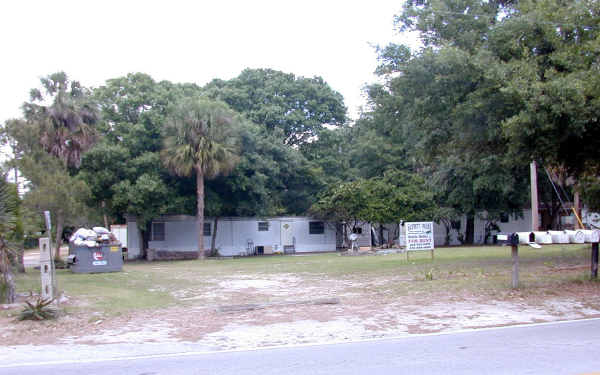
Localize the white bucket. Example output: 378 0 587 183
533 231 553 244
582 230 600 243
565 230 585 243
548 231 569 244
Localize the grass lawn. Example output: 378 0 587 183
10 243 596 316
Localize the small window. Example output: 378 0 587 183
500 213 509 223
203 222 211 236
352 227 363 234
152 222 165 241
451 220 461 230
309 221 324 235
258 221 269 231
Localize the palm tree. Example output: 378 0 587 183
0 176 17 303
23 72 99 169
161 98 242 258
20 72 99 255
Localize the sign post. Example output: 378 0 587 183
405 222 434 261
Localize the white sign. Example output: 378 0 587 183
405 222 434 251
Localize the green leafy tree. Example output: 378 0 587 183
18 154 92 256
161 98 243 258
387 0 600 219
310 171 434 246
492 0 600 176
397 0 513 52
205 68 346 146
207 125 325 217
81 73 201 256
3 116 95 254
363 0 534 241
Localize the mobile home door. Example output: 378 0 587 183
281 222 294 247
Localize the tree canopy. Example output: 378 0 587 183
4 1 600 257
205 68 347 146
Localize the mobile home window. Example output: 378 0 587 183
258 221 269 231
152 222 165 241
309 221 324 235
500 213 509 223
203 222 211 236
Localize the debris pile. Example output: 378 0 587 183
69 227 118 247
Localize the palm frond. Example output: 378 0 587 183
161 98 242 179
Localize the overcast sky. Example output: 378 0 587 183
0 1 414 133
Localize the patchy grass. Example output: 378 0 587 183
11 244 595 316
3 244 600 348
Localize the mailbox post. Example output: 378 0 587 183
592 242 599 279
512 242 519 289
495 233 520 288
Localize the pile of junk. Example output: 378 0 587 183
67 227 123 273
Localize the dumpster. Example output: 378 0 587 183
68 227 123 273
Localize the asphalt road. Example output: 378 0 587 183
2 319 600 375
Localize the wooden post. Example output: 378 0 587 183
592 242 599 279
530 161 539 231
512 244 519 289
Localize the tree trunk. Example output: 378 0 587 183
54 211 65 262
379 224 384 246
141 222 151 260
17 244 25 273
444 221 450 246
389 224 396 247
210 216 219 256
465 213 475 245
196 167 205 259
102 200 109 229
0 249 16 304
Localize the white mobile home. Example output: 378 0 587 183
126 216 343 259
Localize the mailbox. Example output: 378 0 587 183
494 232 519 246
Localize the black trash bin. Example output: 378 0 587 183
68 242 123 273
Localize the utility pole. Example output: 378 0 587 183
530 161 539 231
